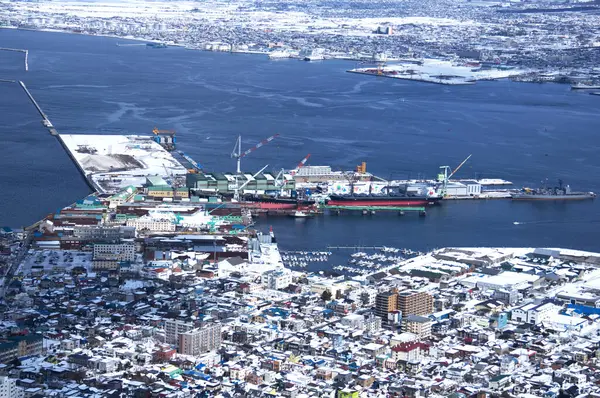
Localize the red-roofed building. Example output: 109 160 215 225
391 341 428 362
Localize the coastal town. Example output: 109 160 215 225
0 0 600 394
1 0 600 84
1 187 600 397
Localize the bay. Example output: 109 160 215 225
0 28 599 253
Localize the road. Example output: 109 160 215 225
0 231 32 298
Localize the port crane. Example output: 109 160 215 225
439 154 472 196
290 154 311 176
233 164 269 201
448 154 472 180
231 134 280 174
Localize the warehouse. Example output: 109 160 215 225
444 181 481 197
186 171 295 195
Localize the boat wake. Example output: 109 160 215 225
514 219 600 226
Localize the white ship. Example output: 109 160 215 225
268 50 291 60
571 83 600 90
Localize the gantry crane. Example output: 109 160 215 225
152 127 176 151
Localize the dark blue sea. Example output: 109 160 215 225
1 28 599 254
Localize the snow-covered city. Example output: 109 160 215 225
1 0 600 84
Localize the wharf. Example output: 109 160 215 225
59 134 187 194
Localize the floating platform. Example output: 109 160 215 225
322 205 426 216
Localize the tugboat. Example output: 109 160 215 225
289 210 314 218
511 180 595 201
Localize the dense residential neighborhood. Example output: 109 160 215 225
1 186 600 397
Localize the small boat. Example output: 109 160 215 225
571 83 600 90
289 210 314 218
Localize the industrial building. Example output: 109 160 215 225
186 171 295 196
443 181 481 197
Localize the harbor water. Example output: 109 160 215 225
1 29 599 255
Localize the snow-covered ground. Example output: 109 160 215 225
13 0 474 38
60 134 187 193
350 59 526 85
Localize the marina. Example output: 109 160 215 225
282 245 425 275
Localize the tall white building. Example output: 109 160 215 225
348 287 377 308
263 269 292 290
0 376 24 398
178 323 222 356
93 243 135 261
401 315 432 339
92 242 136 270
165 319 194 345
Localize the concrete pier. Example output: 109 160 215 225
17 80 95 191
19 81 48 121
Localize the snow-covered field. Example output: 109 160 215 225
60 134 186 193
350 59 525 85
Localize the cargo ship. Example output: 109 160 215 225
511 181 595 201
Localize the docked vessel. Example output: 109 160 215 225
289 210 314 218
511 181 595 201
571 83 600 90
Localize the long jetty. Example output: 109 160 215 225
18 81 56 134
16 80 94 191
